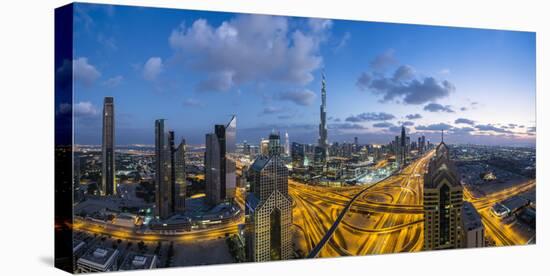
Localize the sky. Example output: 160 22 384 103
65 3 536 146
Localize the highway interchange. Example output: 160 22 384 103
73 150 535 259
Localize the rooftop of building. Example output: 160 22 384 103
73 239 86 253
462 201 483 231
501 196 530 212
78 246 119 267
250 155 272 172
119 252 157 270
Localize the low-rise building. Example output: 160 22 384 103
461 201 484 248
76 246 119 273
119 253 158 271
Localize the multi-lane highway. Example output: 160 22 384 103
464 180 535 246
72 150 535 259
290 152 433 257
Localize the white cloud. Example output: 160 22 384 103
103 75 123 88
169 14 329 92
143 57 163 81
59 101 99 117
278 89 317 106
183 98 204 107
73 57 101 87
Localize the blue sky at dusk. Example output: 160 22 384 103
68 3 536 146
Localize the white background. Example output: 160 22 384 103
0 0 547 275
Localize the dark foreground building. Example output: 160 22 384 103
101 96 115 196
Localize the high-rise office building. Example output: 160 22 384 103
260 138 269 155
245 132 292 262
155 123 187 217
400 125 407 167
101 97 116 196
423 133 463 250
205 116 237 206
205 132 221 206
284 131 290 156
291 142 305 167
155 119 173 219
174 138 186 213
317 73 328 164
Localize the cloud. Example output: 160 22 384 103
527 126 536 133
169 15 329 92
73 57 101 87
406 113 422 120
475 124 512 134
345 112 395 122
451 126 475 134
370 49 397 71
333 31 351 52
357 50 455 104
307 18 333 33
357 69 455 104
416 123 453 131
440 68 451 75
373 122 394 128
423 103 454 113
356 72 372 91
97 33 117 51
183 98 204 107
454 118 475 125
461 101 480 111
143 57 163 81
399 121 415 126
329 123 367 130
392 65 415 81
197 71 234 92
277 89 316 106
261 106 284 115
59 101 99 118
103 75 123 88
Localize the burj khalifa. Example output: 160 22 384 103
318 73 328 162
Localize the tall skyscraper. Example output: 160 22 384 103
155 119 173 219
205 116 237 206
205 132 221 206
174 138 186 213
260 138 269 155
291 142 305 168
284 131 290 156
245 132 292 262
400 125 407 167
317 72 328 163
423 133 464 250
101 97 116 196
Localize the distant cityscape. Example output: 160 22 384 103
55 3 536 273
68 73 536 272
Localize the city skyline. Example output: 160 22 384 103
55 3 536 273
68 4 535 146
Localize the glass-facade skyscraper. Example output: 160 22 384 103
245 132 292 261
101 97 115 196
205 116 236 206
423 137 464 250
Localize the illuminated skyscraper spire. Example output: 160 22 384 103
318 72 328 161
